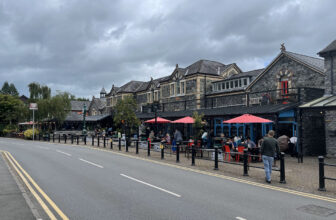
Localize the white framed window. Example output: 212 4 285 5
181 81 185 94
170 83 175 96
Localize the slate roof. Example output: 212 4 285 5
136 103 298 119
70 100 91 111
135 81 150 92
299 95 336 108
107 85 120 96
117 80 145 93
100 87 106 94
90 97 106 110
318 39 336 55
65 112 110 122
185 60 226 76
284 51 324 72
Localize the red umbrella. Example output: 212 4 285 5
223 114 273 124
145 117 171 123
172 116 194 124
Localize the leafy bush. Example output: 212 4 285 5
2 124 17 136
24 129 39 140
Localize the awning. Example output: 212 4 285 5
18 121 36 125
172 116 194 124
223 114 273 123
145 117 171 123
299 95 336 108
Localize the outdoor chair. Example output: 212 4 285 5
223 145 231 161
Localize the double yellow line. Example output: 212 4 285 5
1 151 69 220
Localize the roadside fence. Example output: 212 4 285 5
318 156 336 191
29 134 287 183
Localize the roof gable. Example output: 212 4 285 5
318 39 336 56
247 50 325 90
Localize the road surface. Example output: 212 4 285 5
1 137 335 220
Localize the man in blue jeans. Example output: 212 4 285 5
260 130 280 183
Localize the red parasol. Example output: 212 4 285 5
145 117 171 123
172 116 194 124
223 114 273 124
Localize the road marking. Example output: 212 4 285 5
56 150 71 157
14 138 336 204
120 173 181 198
4 151 69 220
236 217 247 220
79 158 104 168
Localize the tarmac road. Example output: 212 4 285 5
0 137 335 220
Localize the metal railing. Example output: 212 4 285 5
318 156 336 191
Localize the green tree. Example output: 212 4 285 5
28 82 41 100
192 111 204 140
41 85 51 99
0 82 19 96
9 83 19 96
0 82 11 95
113 96 140 137
35 92 71 126
0 95 28 134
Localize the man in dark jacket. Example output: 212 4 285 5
261 130 280 183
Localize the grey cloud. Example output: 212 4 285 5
1 0 336 98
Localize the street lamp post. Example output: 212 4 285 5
82 104 87 135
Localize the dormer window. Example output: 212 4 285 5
244 78 247 86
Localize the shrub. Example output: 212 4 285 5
2 124 18 136
24 129 39 140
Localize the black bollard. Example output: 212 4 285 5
103 137 106 148
64 135 67 144
136 140 139 154
58 134 61 143
147 141 151 156
161 143 164 159
118 138 121 151
110 138 113 149
214 148 218 170
192 146 195 166
279 152 286 184
71 135 74 144
77 135 79 145
176 143 180 163
84 136 87 145
52 134 55 142
125 138 128 152
97 136 100 147
243 149 249 176
92 136 94 146
318 156 326 191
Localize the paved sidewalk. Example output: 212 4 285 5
0 153 36 220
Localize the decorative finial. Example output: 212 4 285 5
281 43 286 52
150 76 153 81
176 64 178 68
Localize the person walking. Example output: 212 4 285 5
261 130 280 183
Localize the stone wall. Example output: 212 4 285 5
324 56 336 95
325 109 336 157
300 109 326 155
249 55 325 93
161 84 170 98
186 79 197 94
206 94 245 108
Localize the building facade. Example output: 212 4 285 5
102 41 336 156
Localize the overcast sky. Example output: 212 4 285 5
1 0 336 98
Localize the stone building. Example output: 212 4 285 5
103 42 336 156
300 39 336 157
